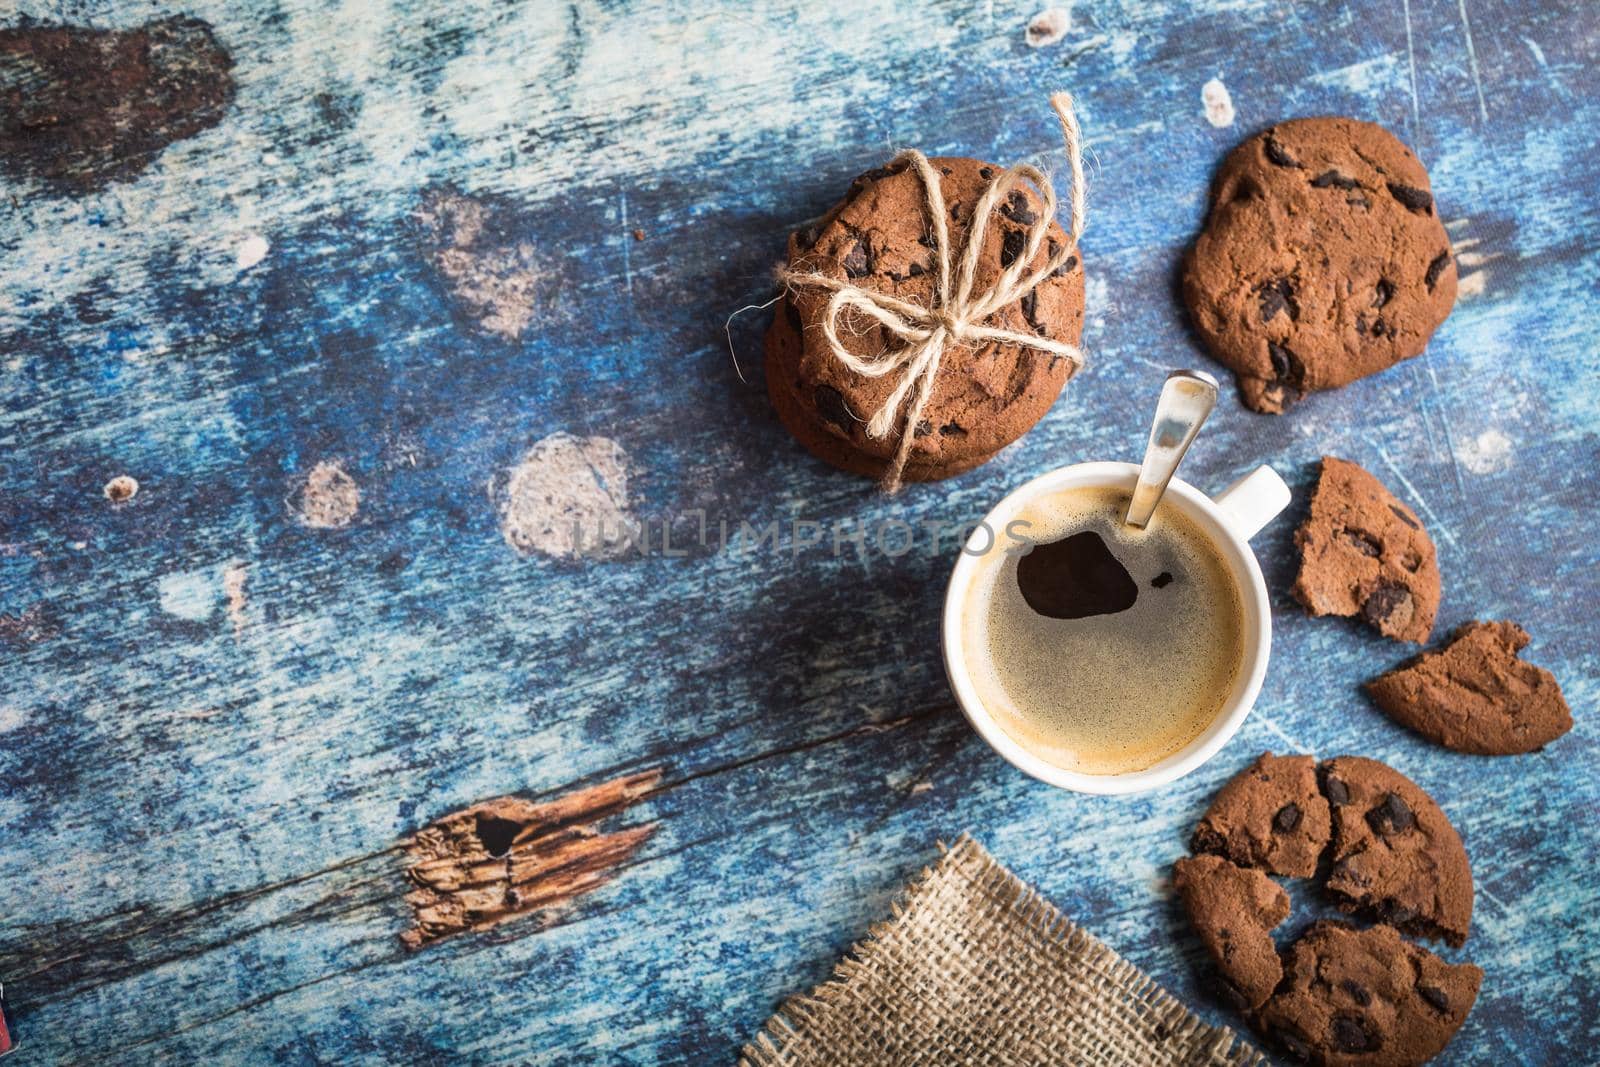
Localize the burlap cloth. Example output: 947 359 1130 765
740 835 1263 1067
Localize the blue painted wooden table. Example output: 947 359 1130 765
1 1 1596 1063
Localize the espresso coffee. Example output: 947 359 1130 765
962 485 1246 776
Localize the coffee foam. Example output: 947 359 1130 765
962 485 1245 776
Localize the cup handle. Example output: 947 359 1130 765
1211 465 1291 541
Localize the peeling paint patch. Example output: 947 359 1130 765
497 433 636 560
235 234 270 270
158 569 218 621
416 190 547 341
1456 428 1513 474
0 17 234 189
1024 8 1071 48
400 769 661 949
1201 77 1235 127
289 461 361 529
103 475 139 504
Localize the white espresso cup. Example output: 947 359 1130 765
941 461 1291 795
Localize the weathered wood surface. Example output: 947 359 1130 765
1 0 1596 1063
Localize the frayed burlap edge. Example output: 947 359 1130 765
739 834 1263 1067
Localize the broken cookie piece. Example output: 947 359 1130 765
1367 620 1572 755
1174 854 1290 1010
1192 752 1332 878
1293 457 1440 644
1319 756 1473 947
1256 921 1482 1067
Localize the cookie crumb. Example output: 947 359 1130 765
1201 78 1235 128
1024 8 1071 48
632 228 646 241
103 474 139 503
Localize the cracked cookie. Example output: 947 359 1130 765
1255 921 1482 1067
766 157 1085 481
1320 756 1473 947
1367 620 1573 755
1293 457 1440 644
1192 752 1333 878
1182 117 1456 413
1174 854 1290 1010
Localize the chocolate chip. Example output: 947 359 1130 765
918 231 937 249
1324 775 1351 806
1418 984 1451 1014
915 419 933 436
1379 898 1419 925
979 166 994 179
1264 135 1301 168
1370 318 1389 338
1310 170 1362 191
1387 182 1434 215
1343 529 1382 557
1052 253 1078 279
1191 825 1226 855
1000 228 1026 269
842 239 871 278
1367 791 1415 835
939 421 967 437
1267 342 1305 404
814 384 854 431
1257 278 1297 322
1360 583 1412 627
1401 549 1423 573
1019 289 1040 331
795 224 821 249
1331 1015 1379 1053
1274 1029 1313 1063
1151 571 1174 589
1001 190 1038 226
1373 279 1394 308
1341 980 1373 1007
783 299 802 335
1425 250 1452 290
907 261 927 277
1274 803 1303 832
1388 503 1420 529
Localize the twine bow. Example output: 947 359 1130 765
779 93 1088 493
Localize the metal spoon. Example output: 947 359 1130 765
1124 369 1219 529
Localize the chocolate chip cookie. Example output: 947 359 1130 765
1293 457 1440 644
1191 752 1333 878
1173 854 1290 1010
1256 921 1482 1067
1320 756 1473 947
1367 620 1573 755
1183 117 1456 413
766 157 1085 481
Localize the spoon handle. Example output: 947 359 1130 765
1124 370 1219 529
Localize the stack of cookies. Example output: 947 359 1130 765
766 158 1085 483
